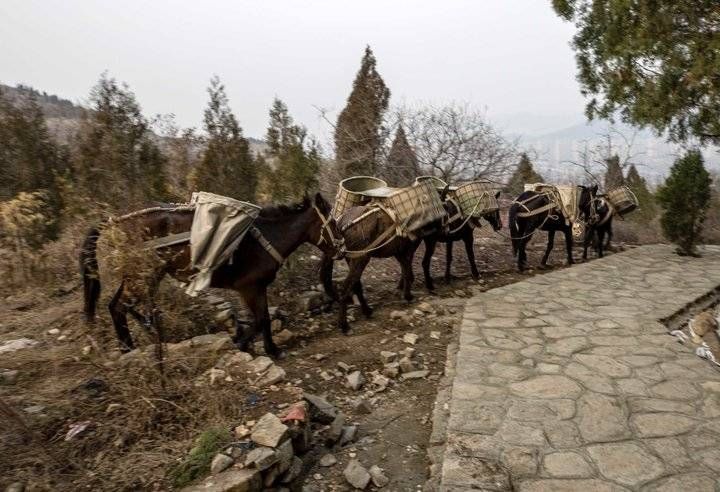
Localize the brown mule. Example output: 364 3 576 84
320 205 443 334
80 193 341 358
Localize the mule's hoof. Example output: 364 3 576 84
538 264 550 270
361 307 374 318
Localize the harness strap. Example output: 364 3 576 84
516 201 557 218
145 231 191 249
344 225 397 259
249 226 284 265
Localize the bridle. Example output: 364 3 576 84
312 204 346 259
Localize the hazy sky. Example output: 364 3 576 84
1 0 586 141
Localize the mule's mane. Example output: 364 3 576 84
258 197 313 220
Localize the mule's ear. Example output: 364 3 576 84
314 192 326 209
440 184 450 201
495 190 501 199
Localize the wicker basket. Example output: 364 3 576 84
382 180 447 236
452 181 499 218
606 186 639 216
414 175 449 191
331 176 387 219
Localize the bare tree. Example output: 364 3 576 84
564 126 645 188
394 102 517 184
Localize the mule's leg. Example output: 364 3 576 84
337 257 370 334
597 229 605 258
108 282 134 352
563 228 574 265
444 241 454 282
463 231 479 280
241 286 280 358
422 238 437 292
352 280 373 317
541 230 555 268
234 287 258 353
396 253 415 302
582 230 591 261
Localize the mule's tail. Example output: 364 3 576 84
320 253 338 301
508 204 521 257
80 226 103 322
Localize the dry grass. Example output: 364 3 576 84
0 334 293 491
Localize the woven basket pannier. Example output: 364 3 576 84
415 175 449 191
382 180 447 236
606 186 639 216
331 176 387 219
453 181 499 218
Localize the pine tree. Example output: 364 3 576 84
656 150 711 256
383 124 418 186
604 155 625 191
0 88 66 238
335 46 390 178
191 76 256 201
506 153 544 195
73 74 166 210
624 165 656 222
265 98 319 201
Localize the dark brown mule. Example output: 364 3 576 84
320 207 443 333
80 193 341 358
420 192 502 291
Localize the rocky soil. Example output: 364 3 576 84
0 229 586 491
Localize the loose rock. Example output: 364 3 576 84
353 399 373 414
369 465 390 487
344 459 371 489
0 369 19 385
340 425 358 446
245 446 278 470
346 371 365 390
304 393 338 424
210 453 234 474
401 370 430 380
380 351 397 364
403 333 419 345
251 413 288 448
319 454 338 467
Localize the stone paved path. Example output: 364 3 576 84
439 245 720 491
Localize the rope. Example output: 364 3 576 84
447 195 484 234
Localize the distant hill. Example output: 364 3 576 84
0 83 267 154
522 119 720 184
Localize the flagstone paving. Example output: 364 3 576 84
438 245 720 491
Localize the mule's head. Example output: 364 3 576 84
482 191 503 231
572 184 598 239
308 192 344 258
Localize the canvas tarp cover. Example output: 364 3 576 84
524 183 580 224
186 192 261 296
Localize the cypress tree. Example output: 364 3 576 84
624 164 656 222
0 88 66 238
73 74 166 210
265 98 319 201
656 150 711 256
335 46 390 178
604 155 625 191
191 76 256 201
383 124 418 186
506 153 544 195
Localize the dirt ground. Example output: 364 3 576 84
0 226 596 491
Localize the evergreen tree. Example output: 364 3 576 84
335 46 390 178
265 98 319 201
624 165 657 222
604 155 625 191
383 124 418 186
506 153 544 195
73 74 166 209
656 150 711 256
553 1 720 145
191 76 256 201
0 88 66 238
